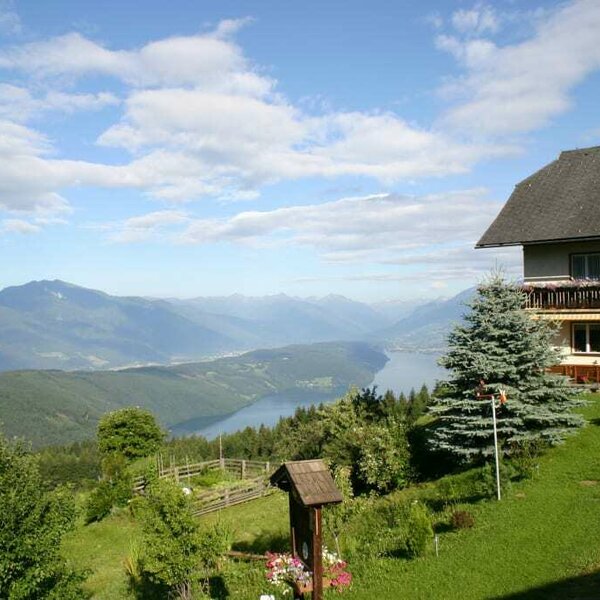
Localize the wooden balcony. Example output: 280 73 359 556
550 364 600 384
523 284 600 310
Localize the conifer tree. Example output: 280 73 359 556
428 275 584 462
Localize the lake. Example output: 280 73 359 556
173 350 444 440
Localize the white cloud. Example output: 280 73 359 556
439 0 600 135
0 20 523 213
178 189 503 258
0 21 268 93
102 189 519 287
1 5 598 226
2 218 40 234
451 5 499 36
0 84 119 121
110 209 189 242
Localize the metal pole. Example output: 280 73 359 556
491 397 501 501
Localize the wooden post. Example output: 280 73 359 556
491 397 501 501
241 459 246 479
312 507 323 600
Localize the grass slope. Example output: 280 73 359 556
62 394 600 599
0 341 385 448
349 394 600 599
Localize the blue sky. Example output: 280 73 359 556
1 0 599 301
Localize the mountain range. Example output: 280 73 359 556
0 279 473 372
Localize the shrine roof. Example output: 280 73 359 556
270 459 343 507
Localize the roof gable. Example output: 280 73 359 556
270 459 343 507
476 146 600 247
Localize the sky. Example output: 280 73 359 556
1 0 599 302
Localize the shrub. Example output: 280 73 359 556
404 502 433 558
345 497 432 559
509 440 544 480
85 457 132 523
450 510 475 530
0 435 86 598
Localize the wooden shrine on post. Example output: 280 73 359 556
270 459 343 600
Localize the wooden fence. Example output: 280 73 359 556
191 475 274 516
132 458 275 515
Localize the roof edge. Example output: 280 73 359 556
476 234 600 249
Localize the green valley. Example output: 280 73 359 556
0 341 386 448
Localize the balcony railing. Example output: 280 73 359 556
550 364 600 384
522 283 600 310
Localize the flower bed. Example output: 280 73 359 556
265 547 351 595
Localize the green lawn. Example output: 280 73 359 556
62 511 140 600
345 393 600 599
62 394 600 599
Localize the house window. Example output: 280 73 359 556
572 253 600 279
572 323 600 353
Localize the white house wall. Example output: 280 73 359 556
551 319 600 365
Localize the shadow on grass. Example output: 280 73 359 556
232 530 288 555
208 575 229 599
492 570 600 599
588 417 600 427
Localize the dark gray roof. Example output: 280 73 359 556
270 459 343 507
476 146 600 247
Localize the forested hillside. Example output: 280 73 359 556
0 341 386 448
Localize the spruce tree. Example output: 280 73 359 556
429 275 584 462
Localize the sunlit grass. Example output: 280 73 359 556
62 394 600 599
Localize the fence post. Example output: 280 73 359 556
265 461 270 474
241 460 246 479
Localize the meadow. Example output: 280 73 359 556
62 392 600 599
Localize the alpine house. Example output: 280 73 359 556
477 146 600 382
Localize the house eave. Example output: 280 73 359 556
476 235 600 249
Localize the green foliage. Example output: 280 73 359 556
429 275 584 463
58 395 600 599
85 453 133 524
323 466 360 556
354 419 410 493
403 502 433 558
0 433 86 599
37 440 101 490
271 388 411 495
136 478 203 592
98 407 164 460
342 497 432 559
134 479 231 597
85 476 131 524
197 520 233 574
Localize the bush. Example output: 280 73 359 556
475 461 513 498
404 502 433 558
85 458 132 523
450 510 475 530
345 497 433 559
0 435 86 598
509 441 544 480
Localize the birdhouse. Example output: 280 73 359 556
270 459 343 600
